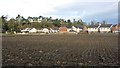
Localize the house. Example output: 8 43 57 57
50 27 59 33
28 17 42 23
112 24 120 33
99 24 113 33
21 28 37 33
42 28 49 33
87 24 101 33
29 28 37 33
21 28 31 33
82 26 88 32
69 30 76 34
66 26 72 32
72 26 86 33
112 24 118 33
65 25 87 33
59 27 67 33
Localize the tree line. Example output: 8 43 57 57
0 14 86 33
0 14 108 33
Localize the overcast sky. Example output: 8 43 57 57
0 0 119 24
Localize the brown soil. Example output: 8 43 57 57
2 34 118 67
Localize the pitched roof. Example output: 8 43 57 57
113 24 117 27
52 27 59 30
88 24 99 28
100 24 112 27
66 26 72 28
59 27 67 29
74 26 83 29
69 30 76 32
59 27 67 31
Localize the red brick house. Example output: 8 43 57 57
59 27 67 33
112 24 120 33
112 24 117 32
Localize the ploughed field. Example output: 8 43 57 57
2 34 118 66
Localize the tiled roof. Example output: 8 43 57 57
100 24 112 27
88 25 99 28
52 27 59 30
113 24 117 27
74 26 83 29
66 26 72 28
69 30 76 32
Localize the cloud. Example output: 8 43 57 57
0 0 118 24
0 0 74 17
45 2 118 24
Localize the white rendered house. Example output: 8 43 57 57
87 24 101 33
99 24 113 33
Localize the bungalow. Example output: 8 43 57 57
21 28 31 33
66 26 72 32
42 28 49 33
87 24 101 33
29 28 37 33
50 27 59 33
99 24 113 33
21 28 37 33
59 27 67 33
